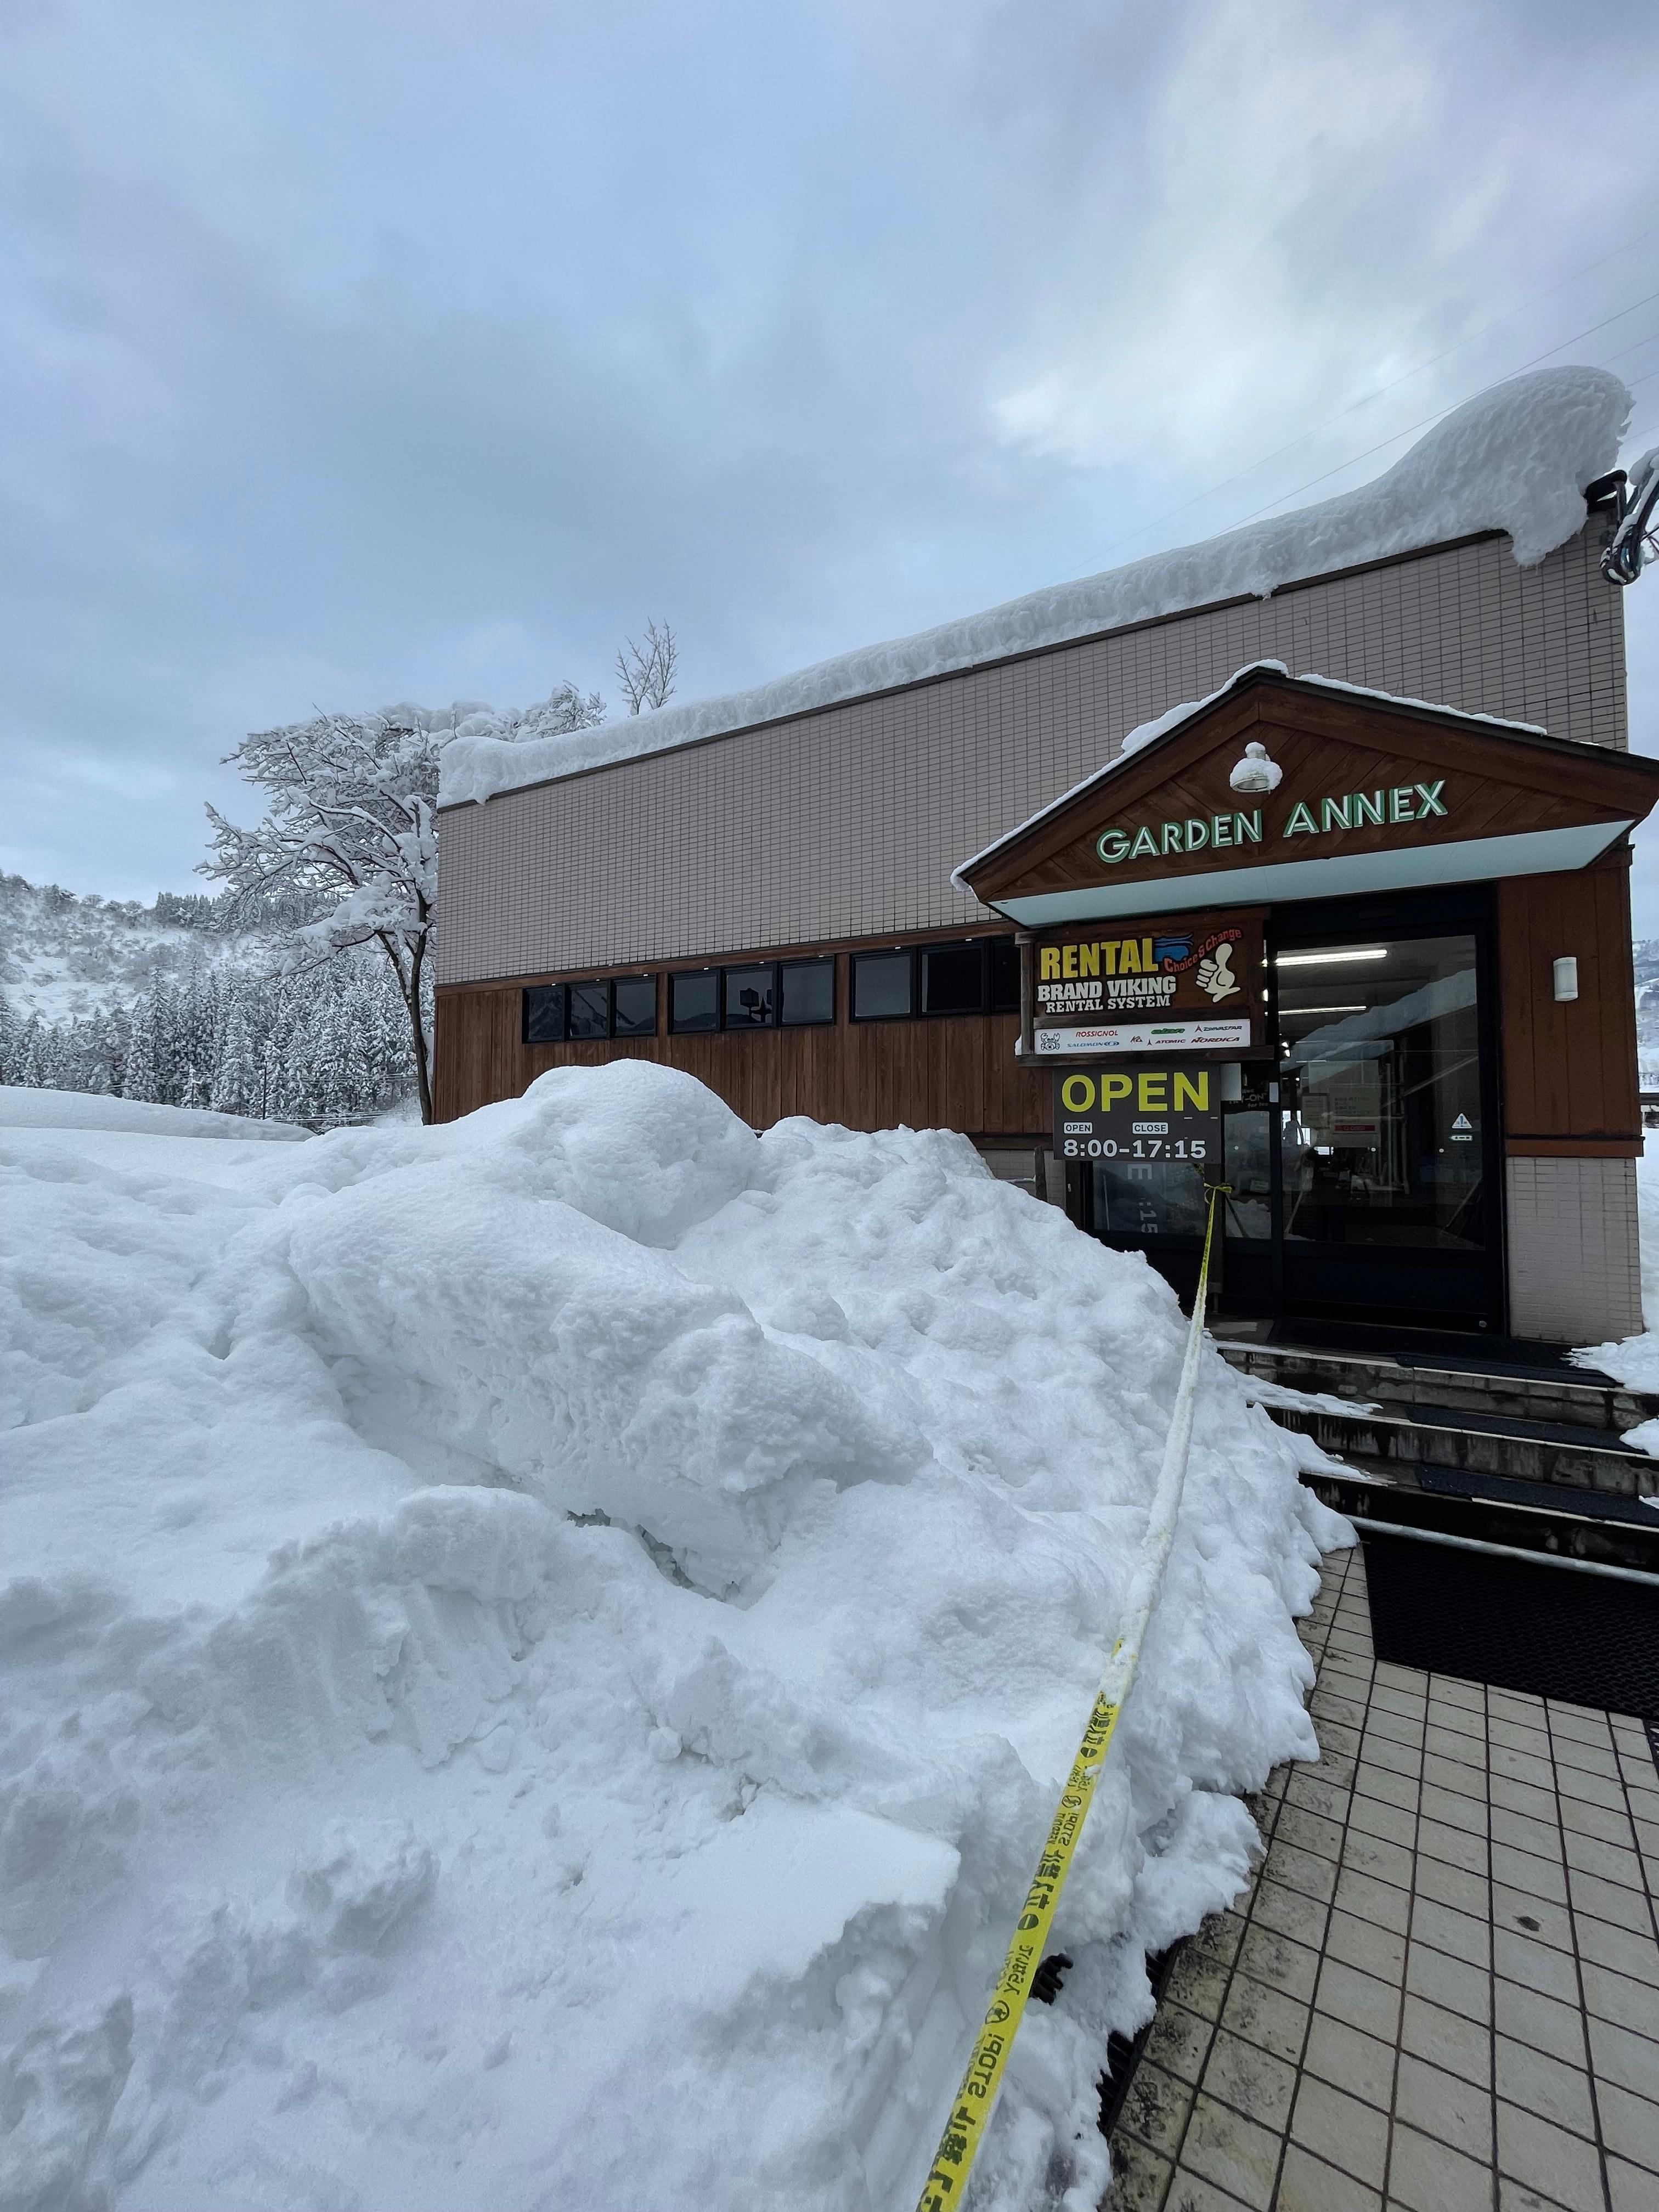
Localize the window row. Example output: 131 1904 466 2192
669 958 836 1031
523 974 657 1045
850 938 1021 1022
522 938 1020 1045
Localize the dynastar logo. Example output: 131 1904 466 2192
1096 781 1449 866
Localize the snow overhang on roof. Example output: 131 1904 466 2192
437 364 1630 811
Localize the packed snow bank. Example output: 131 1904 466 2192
1 1063 1346 2212
1573 1139 1659 1426
439 365 1627 809
0 1085 309 1140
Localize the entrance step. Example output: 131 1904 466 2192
1296 1454 1659 1577
1216 1335 1659 1435
1263 1396 1656 1498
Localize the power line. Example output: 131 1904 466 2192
1220 284 1659 532
1079 219 1658 569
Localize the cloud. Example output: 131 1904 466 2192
3 0 1659 904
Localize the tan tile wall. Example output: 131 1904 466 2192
436 523 1625 986
1505 1155 1643 1344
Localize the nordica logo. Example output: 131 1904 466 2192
1096 782 1448 866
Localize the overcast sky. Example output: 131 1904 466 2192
7 2 1659 921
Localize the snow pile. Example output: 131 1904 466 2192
1575 1139 1659 1423
438 365 1628 810
0 1087 309 1140
1 1062 1345 2212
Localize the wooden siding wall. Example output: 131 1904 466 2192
1498 853 1639 1155
435 952 1051 1135
439 856 1644 1153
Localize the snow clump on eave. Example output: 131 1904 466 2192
437 364 1629 810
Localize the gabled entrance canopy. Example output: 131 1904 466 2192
955 662 1659 926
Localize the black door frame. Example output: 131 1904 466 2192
1266 883 1505 1336
1083 882 1507 1333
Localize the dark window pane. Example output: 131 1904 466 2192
567 981 610 1040
523 984 566 1044
669 970 719 1032
779 958 834 1026
989 938 1020 1013
921 941 985 1014
612 975 656 1036
723 963 776 1028
1093 1159 1208 1237
1279 932 1486 1251
851 951 913 1019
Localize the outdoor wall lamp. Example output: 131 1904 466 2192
1553 955 1579 1002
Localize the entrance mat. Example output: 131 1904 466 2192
1360 1530 1659 1722
1267 1319 1621 1386
1415 1463 1659 1526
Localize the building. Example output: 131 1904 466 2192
434 368 1658 1347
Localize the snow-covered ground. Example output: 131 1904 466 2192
1575 1139 1659 1424
0 1088 309 1141
1 1065 1345 2212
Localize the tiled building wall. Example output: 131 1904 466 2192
1505 1156 1643 1344
436 524 1625 986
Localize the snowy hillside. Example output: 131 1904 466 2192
0 876 422 1124
0 875 284 1026
0 1063 1345 2212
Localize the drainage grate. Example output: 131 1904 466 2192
1360 1529 1659 1721
1097 1944 1178 2137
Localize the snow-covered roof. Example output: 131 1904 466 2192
951 662 1550 885
437 365 1628 810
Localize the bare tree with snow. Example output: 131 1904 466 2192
614 620 678 714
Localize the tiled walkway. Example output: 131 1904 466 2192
1108 1543 1659 2211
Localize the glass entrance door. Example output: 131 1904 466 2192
1079 896 1503 1333
1272 921 1499 1329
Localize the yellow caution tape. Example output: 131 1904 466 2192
915 1181 1225 2212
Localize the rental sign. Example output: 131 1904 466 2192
1033 908 1262 1056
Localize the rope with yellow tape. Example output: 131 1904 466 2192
915 1178 1227 2212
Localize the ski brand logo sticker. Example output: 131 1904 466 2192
1032 1019 1250 1055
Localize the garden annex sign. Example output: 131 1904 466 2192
1095 778 1448 866
953 663 1655 933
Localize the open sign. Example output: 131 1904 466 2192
1052 1064 1223 1166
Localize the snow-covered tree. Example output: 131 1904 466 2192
201 684 607 1122
202 712 445 1119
